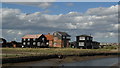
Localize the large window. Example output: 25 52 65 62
87 37 89 40
79 37 85 40
33 42 36 45
27 42 30 45
23 42 26 45
37 42 40 46
79 42 84 46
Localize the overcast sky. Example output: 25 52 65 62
1 2 119 43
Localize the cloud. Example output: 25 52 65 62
66 3 74 6
1 5 119 42
86 5 118 16
38 2 52 9
93 32 118 38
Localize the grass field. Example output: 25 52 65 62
1 48 119 59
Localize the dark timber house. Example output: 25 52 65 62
76 35 99 49
22 34 49 48
0 38 7 47
53 31 71 48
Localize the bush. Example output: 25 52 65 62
103 46 117 49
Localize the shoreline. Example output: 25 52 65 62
2 52 119 64
2 55 118 66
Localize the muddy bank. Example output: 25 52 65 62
2 52 119 64
2 55 118 66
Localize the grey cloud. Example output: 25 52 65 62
1 5 119 42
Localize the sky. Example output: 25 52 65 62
1 2 119 43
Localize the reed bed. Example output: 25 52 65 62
1 48 119 59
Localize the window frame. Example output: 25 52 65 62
79 37 85 40
79 42 84 46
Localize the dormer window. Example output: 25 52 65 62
28 39 30 41
33 39 36 41
23 39 26 41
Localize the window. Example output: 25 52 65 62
46 42 49 45
79 42 84 46
37 42 40 46
66 36 70 39
27 42 30 45
42 38 44 41
33 42 36 45
54 43 57 45
87 37 89 40
28 39 30 41
79 37 85 40
23 42 26 45
22 45 24 48
90 38 92 40
33 39 36 41
54 37 57 41
23 39 26 41
54 33 57 36
63 36 65 39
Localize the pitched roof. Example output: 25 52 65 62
58 31 71 37
45 34 53 41
22 34 42 39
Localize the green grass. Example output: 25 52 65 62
102 46 118 49
1 48 119 58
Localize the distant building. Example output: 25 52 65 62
45 33 54 47
92 41 100 49
53 31 71 48
10 41 22 48
22 34 49 48
100 42 119 48
70 41 76 48
76 35 99 49
0 38 7 47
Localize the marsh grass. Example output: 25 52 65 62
1 48 118 58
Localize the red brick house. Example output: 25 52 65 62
53 31 71 48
